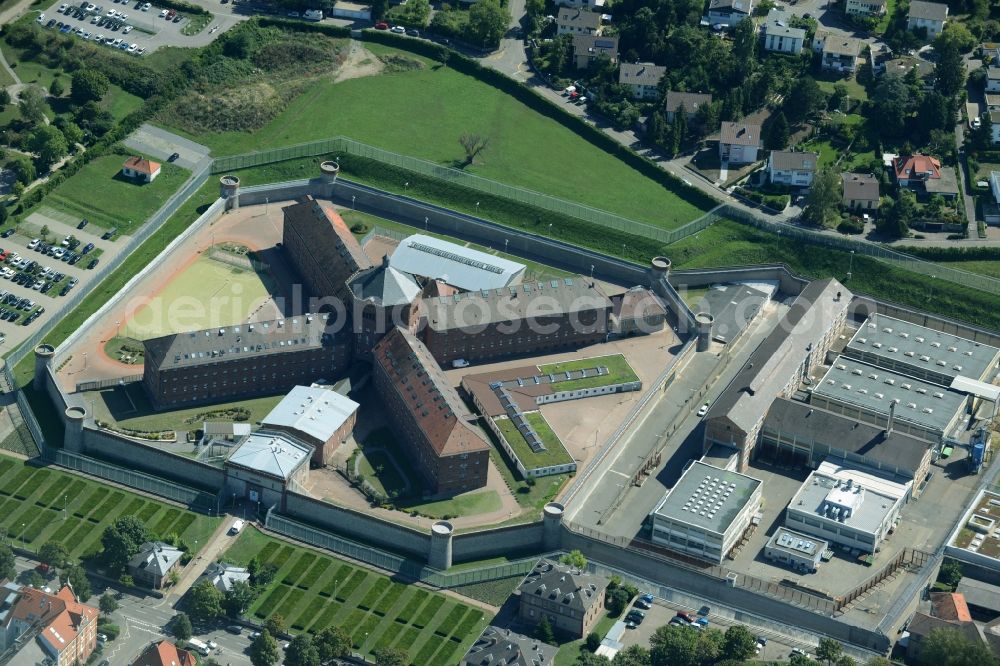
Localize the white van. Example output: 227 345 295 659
303 8 322 20
229 519 245 535
188 639 211 656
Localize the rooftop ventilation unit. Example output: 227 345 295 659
904 351 915 357
931 342 941 348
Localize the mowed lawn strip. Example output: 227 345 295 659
539 353 639 391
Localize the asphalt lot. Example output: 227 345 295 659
124 124 212 171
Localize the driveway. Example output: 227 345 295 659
124 124 212 169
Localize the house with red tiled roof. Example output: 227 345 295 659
372 326 491 495
121 156 161 183
131 639 197 666
931 592 973 622
892 154 959 199
2 585 98 666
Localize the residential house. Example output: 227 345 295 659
461 626 557 666
718 121 762 164
1 585 98 666
516 559 610 638
557 7 601 35
131 641 197 666
128 541 184 590
907 0 948 38
845 0 886 17
121 156 161 183
572 34 618 69
554 0 604 9
665 91 712 121
992 110 1000 144
842 173 880 211
196 562 251 594
815 32 863 72
764 20 806 54
907 593 984 660
708 0 753 27
619 62 666 100
879 56 935 83
767 150 819 187
892 154 959 199
987 67 1000 93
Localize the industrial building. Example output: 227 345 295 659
420 276 613 365
810 357 967 442
389 234 526 292
785 460 910 553
260 385 359 466
141 315 351 410
760 398 935 485
648 461 763 564
372 327 491 495
282 195 372 303
223 431 313 510
703 278 852 471
764 526 829 573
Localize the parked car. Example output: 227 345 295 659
225 625 242 634
102 228 116 240
407 28 419 36
374 21 389 29
0 229 13 239
676 611 695 623
168 152 180 161
27 239 39 250
390 25 405 33
229 519 245 535
81 243 95 254
640 593 654 604
634 599 652 610
697 402 710 417
77 219 89 229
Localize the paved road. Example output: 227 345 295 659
124 124 213 169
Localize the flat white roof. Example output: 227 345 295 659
261 386 359 443
227 432 312 479
951 375 1000 402
389 234 526 291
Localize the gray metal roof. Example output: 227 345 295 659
349 262 421 307
619 62 666 87
423 276 611 332
705 278 850 433
812 357 965 434
908 0 948 20
719 121 762 147
765 22 806 40
517 559 609 613
924 166 960 194
822 35 863 56
203 422 252 437
558 6 602 28
128 542 183 578
842 173 880 203
709 0 752 13
693 284 768 344
461 626 556 666
389 235 525 292
651 461 761 535
763 398 932 477
787 462 908 536
198 562 251 594
665 91 712 114
845 315 1000 382
261 385 359 444
226 431 312 480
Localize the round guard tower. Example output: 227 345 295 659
428 520 454 570
220 175 240 211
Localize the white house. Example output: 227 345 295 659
121 156 161 183
708 0 752 27
907 0 948 39
992 110 1000 145
557 7 602 35
554 0 604 9
987 67 1000 93
665 91 712 121
764 21 806 54
767 150 819 187
814 32 863 72
618 62 666 100
719 121 761 164
845 0 886 17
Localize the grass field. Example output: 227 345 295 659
43 153 189 232
125 254 275 339
222 528 488 663
161 47 707 230
540 353 639 391
0 453 218 560
90 387 282 432
494 413 573 471
399 490 503 519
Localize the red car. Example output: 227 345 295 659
676 612 695 624
374 21 389 29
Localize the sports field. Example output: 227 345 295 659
223 528 488 664
0 454 219 559
125 253 275 340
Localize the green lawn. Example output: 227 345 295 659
399 490 503 519
494 413 574 471
43 153 190 231
553 612 619 666
89 386 282 432
540 353 639 391
221 528 489 662
358 449 409 497
160 48 707 229
935 260 1000 279
0 453 219 560
816 73 868 103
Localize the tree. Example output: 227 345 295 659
370 0 388 19
18 86 47 125
871 74 911 139
537 615 556 645
791 655 813 666
172 612 192 640
829 83 849 112
101 516 151 573
816 638 844 666
284 634 320 666
27 570 45 588
612 645 651 665
28 125 69 170
650 625 721 666
606 587 631 616
70 70 110 104
396 0 430 26
60 121 84 147
801 169 841 228
0 544 15 581
223 580 256 618
251 629 281 666
49 77 64 97
765 111 789 150
0 89 10 109
187 581 223 624
934 39 966 100
576 654 613 665
38 541 69 569
837 656 857 666
586 632 601 652
939 560 963 589
560 550 587 569
373 647 408 666
783 76 826 123
467 0 510 48
722 625 758 661
61 565 91 602
458 133 490 167
9 157 35 186
314 626 351 662
251 561 278 589
98 592 119 616
880 189 915 238
918 627 1000 666
865 658 892 666
264 613 286 637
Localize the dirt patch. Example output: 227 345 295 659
335 42 386 83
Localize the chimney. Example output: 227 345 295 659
886 400 896 434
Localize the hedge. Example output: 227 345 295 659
360 29 719 214
151 0 209 15
895 245 1000 262
257 16 351 38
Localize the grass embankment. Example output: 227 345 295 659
540 353 639 391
